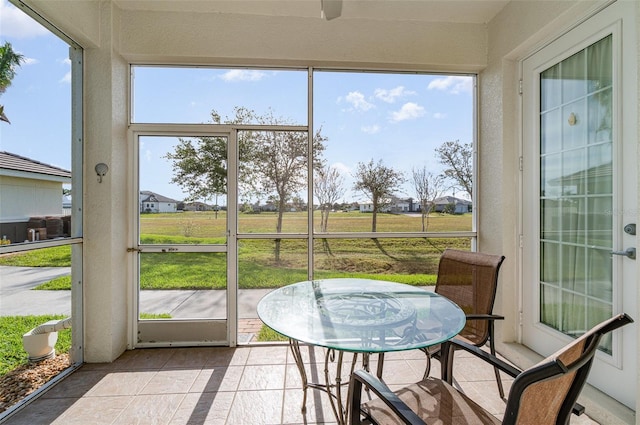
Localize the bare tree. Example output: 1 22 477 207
411 166 446 231
353 159 405 232
314 165 345 232
435 140 473 200
242 112 326 261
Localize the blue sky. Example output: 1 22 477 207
1 1 71 172
1 0 473 204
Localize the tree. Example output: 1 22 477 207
165 135 227 205
167 106 327 262
353 159 405 232
435 140 473 200
314 165 345 232
244 112 326 261
0 42 25 124
411 166 446 231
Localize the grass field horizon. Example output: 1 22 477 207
1 210 473 290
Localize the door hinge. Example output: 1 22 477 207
519 234 524 248
519 310 524 328
519 156 523 171
518 79 523 95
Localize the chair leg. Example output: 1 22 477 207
493 363 505 400
488 324 505 399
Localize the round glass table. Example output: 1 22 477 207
257 278 466 424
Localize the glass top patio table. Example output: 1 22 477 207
257 278 466 353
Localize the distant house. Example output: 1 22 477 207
391 197 417 212
359 202 391 213
0 151 72 243
259 202 278 212
183 201 213 211
432 196 472 214
344 202 359 212
358 197 416 213
139 191 179 213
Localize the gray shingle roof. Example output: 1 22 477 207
140 190 178 203
0 151 71 178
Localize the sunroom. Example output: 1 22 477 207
0 0 638 424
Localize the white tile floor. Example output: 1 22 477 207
2 344 599 425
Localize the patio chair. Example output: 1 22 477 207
348 313 633 425
423 249 506 397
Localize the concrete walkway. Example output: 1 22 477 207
0 266 269 319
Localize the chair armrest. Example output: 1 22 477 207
465 314 504 321
442 338 522 380
349 370 424 425
444 339 585 417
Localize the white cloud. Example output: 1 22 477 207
374 86 415 103
345 91 374 111
361 124 381 134
22 57 38 66
0 2 49 38
59 71 71 84
433 112 447 119
58 58 71 84
220 69 267 82
390 102 425 122
331 162 351 176
427 76 473 94
139 141 152 162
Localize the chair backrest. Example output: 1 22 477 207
502 313 633 425
435 249 505 346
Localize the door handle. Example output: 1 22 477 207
610 247 636 260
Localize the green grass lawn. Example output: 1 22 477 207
0 245 71 267
256 325 288 342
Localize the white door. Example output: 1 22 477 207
522 2 637 409
131 131 237 347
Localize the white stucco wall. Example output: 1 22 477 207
81 2 130 363
0 176 65 221
158 202 177 214
118 10 488 71
14 0 101 47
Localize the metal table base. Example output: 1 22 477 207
289 338 384 425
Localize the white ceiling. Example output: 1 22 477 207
113 0 510 24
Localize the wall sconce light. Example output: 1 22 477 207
95 163 109 183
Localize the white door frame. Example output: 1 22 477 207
128 125 238 348
520 0 637 409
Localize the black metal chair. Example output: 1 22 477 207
348 313 633 425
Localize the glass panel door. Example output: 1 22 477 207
134 134 230 346
522 2 637 409
538 35 614 348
